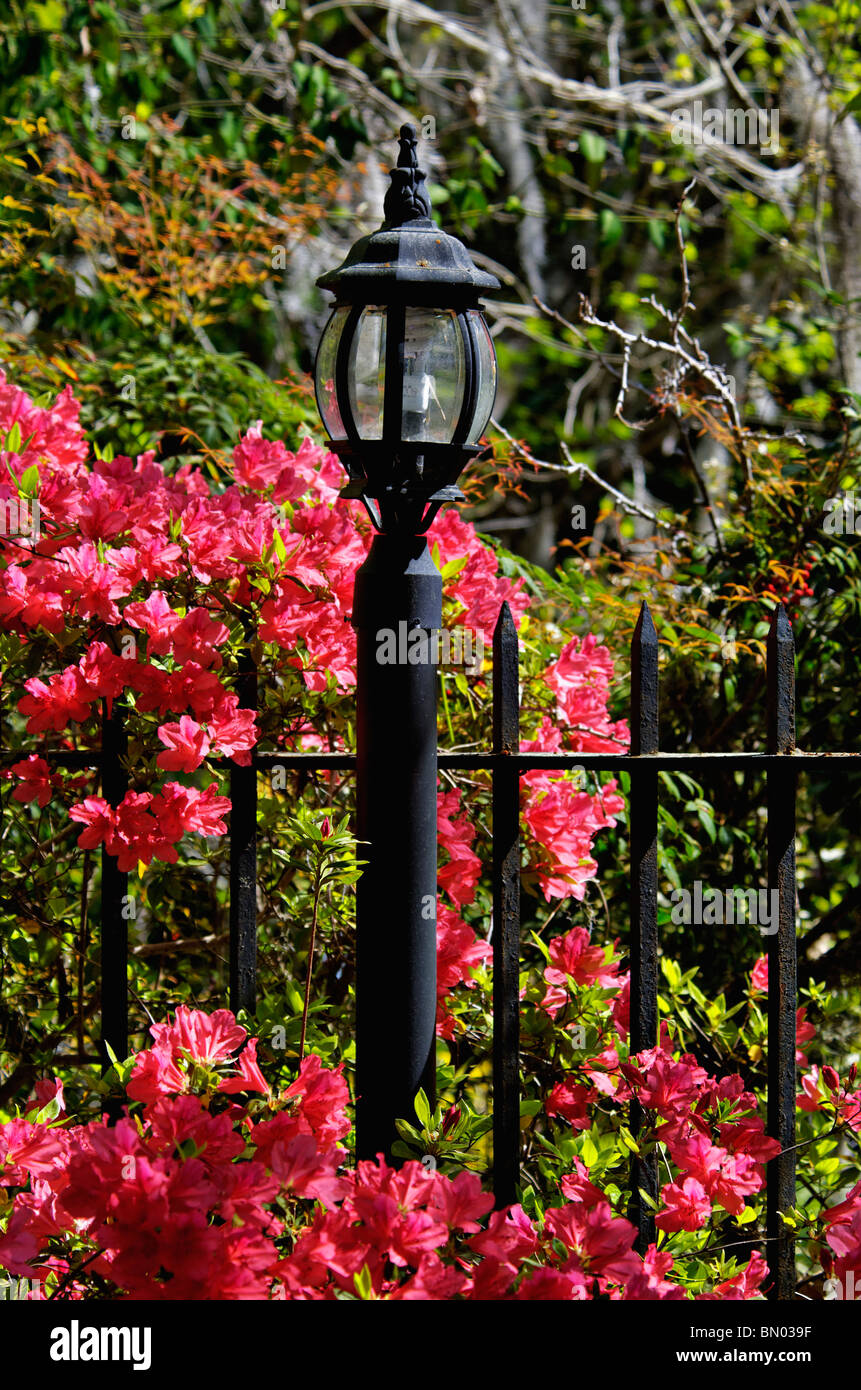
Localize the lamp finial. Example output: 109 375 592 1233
383 123 432 226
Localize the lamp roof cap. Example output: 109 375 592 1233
316 124 500 302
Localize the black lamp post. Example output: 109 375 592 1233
314 124 499 1161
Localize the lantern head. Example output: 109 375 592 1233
314 124 500 534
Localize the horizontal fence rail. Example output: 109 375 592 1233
2 599 859 1299
6 749 857 771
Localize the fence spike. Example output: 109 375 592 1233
493 602 521 1208
766 604 797 1299
229 651 258 1017
629 600 659 1249
631 601 659 756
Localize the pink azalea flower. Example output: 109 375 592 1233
0 1205 44 1277
208 696 257 764
0 1118 69 1184
283 1054 351 1146
429 1169 494 1233
701 1251 769 1300
126 1044 188 1103
150 1006 246 1068
69 795 115 850
545 926 620 989
180 783 232 836
123 590 180 655
18 668 94 733
517 1266 593 1300
796 1006 816 1066
469 1204 538 1264
218 1039 270 1096
560 1158 606 1207
545 1078 594 1130
750 954 768 993
437 788 482 907
544 1201 640 1281
10 755 55 808
171 607 230 667
157 715 212 772
623 1244 687 1301
655 1176 712 1232
266 1133 347 1206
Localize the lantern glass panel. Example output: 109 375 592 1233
465 310 497 444
314 307 350 440
402 309 465 444
348 306 387 440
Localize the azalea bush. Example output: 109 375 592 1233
0 369 627 1072
0 369 859 1300
0 995 858 1300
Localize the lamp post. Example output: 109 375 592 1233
314 124 499 1161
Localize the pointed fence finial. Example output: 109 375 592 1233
767 603 795 754
631 601 659 756
493 602 519 756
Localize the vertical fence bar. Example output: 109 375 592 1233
229 651 258 1016
629 600 659 1250
493 602 521 1209
766 604 797 1299
100 698 128 1070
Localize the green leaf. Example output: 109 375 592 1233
19 464 40 497
579 131 607 164
695 802 717 843
661 957 682 990
33 1094 62 1124
599 209 623 247
171 33 196 68
395 1118 423 1143
836 89 861 124
414 1087 431 1128
390 1139 418 1160
618 1126 640 1155
648 220 667 252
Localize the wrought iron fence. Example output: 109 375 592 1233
3 597 858 1301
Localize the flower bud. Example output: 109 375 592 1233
441 1104 459 1136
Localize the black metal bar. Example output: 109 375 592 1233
252 751 856 772
383 303 405 444
252 752 357 770
629 600 659 1251
492 602 521 1208
766 604 797 1300
229 651 258 1016
5 748 859 772
352 534 441 1161
100 698 128 1070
